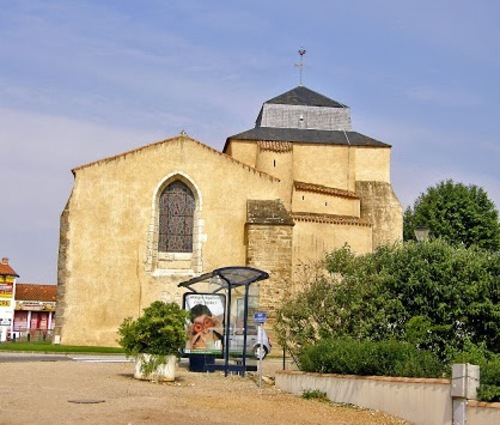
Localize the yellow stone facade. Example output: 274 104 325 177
56 86 402 346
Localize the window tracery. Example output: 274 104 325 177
158 181 195 253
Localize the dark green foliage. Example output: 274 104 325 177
403 179 500 251
450 344 500 401
298 338 445 378
275 241 500 360
276 241 500 402
478 385 500 402
482 358 500 387
117 301 188 357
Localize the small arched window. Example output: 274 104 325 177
158 181 195 253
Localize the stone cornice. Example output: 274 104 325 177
294 181 359 200
292 212 371 227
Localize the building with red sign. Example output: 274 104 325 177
0 257 18 341
12 284 57 341
0 257 57 342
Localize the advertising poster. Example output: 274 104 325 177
183 293 226 354
0 281 13 299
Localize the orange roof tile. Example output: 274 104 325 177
257 141 293 152
15 284 57 302
0 260 19 277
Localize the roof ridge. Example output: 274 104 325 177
264 85 348 108
72 135 280 183
294 181 359 199
225 128 390 148
72 134 195 172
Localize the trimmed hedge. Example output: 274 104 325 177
298 338 445 378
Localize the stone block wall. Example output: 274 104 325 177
54 201 70 340
356 181 403 248
245 200 294 320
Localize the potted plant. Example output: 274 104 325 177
117 301 188 382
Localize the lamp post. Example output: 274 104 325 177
414 225 430 242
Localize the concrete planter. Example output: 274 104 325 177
133 354 177 382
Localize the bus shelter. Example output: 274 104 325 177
178 266 269 376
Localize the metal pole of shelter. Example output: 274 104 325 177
241 282 250 376
222 275 231 377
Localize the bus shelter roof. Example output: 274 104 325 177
177 266 269 292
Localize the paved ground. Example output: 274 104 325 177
0 353 411 425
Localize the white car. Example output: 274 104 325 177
228 325 272 359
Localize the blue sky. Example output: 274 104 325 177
1 1 499 283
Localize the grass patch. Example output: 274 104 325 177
0 341 125 354
302 389 329 402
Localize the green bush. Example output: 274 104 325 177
276 242 500 362
117 301 188 357
302 389 329 402
481 356 500 387
298 338 445 378
478 385 500 402
450 345 500 402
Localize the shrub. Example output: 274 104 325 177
276 242 500 362
117 301 188 358
478 385 500 403
482 357 500 388
302 389 329 402
451 344 500 402
298 338 445 378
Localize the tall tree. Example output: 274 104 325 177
404 180 500 251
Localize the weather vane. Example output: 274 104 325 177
295 47 306 86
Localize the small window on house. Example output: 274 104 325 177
158 181 195 253
273 159 276 167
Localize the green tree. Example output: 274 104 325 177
275 241 500 361
403 180 500 251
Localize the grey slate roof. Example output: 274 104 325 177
263 86 348 108
226 127 390 147
223 85 391 150
255 85 350 129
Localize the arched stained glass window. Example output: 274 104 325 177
159 181 195 253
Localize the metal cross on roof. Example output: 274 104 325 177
295 47 307 86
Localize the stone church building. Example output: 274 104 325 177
55 85 402 347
